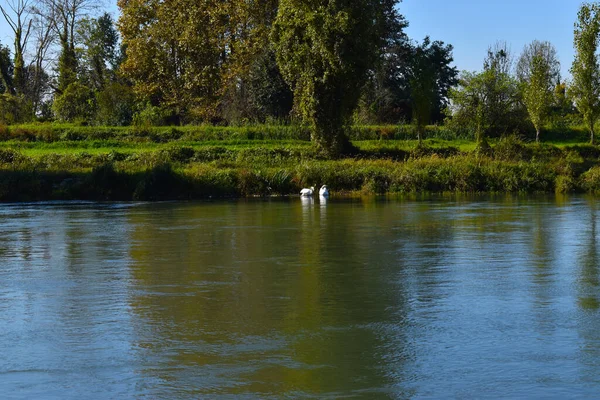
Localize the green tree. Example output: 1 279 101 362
570 2 600 144
517 41 560 142
448 44 524 142
245 49 293 123
0 43 13 94
271 0 397 156
354 2 409 124
118 0 278 123
36 0 96 92
96 81 135 125
408 37 458 142
52 81 96 122
551 81 575 119
0 0 33 95
78 13 119 90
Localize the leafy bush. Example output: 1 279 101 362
95 83 136 126
53 83 96 122
0 94 31 124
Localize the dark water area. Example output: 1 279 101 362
1 195 600 399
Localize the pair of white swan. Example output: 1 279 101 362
300 185 329 197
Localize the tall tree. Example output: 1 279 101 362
409 40 436 143
0 44 13 94
408 37 458 142
118 0 278 123
570 2 600 144
355 6 409 125
78 13 119 90
517 41 560 142
272 0 398 156
36 0 96 92
0 0 33 95
245 49 293 123
26 8 54 115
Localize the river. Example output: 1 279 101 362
1 196 599 398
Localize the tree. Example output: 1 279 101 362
0 0 33 95
0 44 13 94
448 44 524 142
408 37 458 142
78 13 119 90
355 28 457 127
272 0 397 156
517 41 560 142
36 0 97 92
27 2 54 115
409 41 436 143
52 81 95 121
96 81 135 125
118 0 278 123
244 49 293 123
570 2 600 144
354 1 409 124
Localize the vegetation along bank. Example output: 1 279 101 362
0 124 598 201
3 2 600 200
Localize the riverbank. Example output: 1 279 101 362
1 132 600 201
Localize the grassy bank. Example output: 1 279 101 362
0 129 600 201
1 122 590 143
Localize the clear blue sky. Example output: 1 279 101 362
401 0 581 79
0 0 584 80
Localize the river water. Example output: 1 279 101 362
1 196 600 398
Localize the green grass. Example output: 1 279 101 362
0 122 597 201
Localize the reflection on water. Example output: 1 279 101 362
2 196 600 398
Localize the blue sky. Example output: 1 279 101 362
0 0 584 79
401 0 581 79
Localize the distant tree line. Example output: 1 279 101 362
2 1 600 152
0 0 460 154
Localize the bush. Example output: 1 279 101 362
580 166 600 193
53 83 96 122
0 94 31 124
132 104 171 127
96 82 135 126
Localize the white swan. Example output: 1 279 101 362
319 185 329 197
300 186 315 196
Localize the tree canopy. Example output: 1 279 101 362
570 2 600 144
271 0 400 155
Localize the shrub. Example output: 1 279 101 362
95 82 135 126
0 94 31 124
53 83 96 122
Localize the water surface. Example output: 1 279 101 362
1 196 600 398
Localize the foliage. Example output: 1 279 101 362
570 2 600 144
244 49 293 123
407 37 458 141
0 94 31 124
0 43 13 94
52 82 96 122
95 82 135 126
517 41 560 142
118 0 278 123
78 13 120 90
448 44 525 141
272 0 397 156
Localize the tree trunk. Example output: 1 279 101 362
312 125 353 158
536 128 540 143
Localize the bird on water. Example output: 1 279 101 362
300 186 315 196
319 185 329 197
